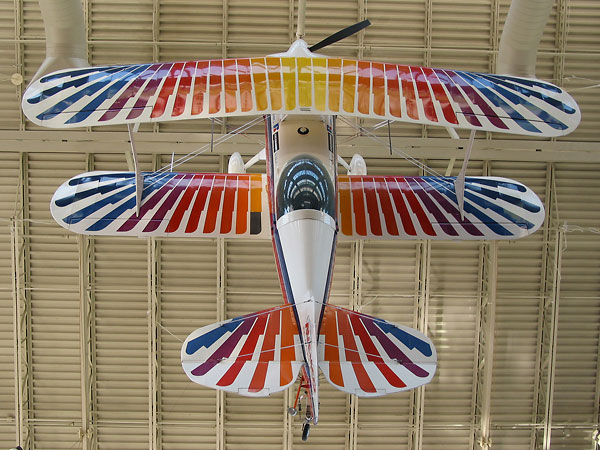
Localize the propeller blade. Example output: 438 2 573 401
308 19 371 52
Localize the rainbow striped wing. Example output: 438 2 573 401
182 305 302 396
337 175 544 240
318 305 436 396
51 171 270 238
22 58 579 136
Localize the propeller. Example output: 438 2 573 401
308 19 371 52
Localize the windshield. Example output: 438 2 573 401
276 155 335 219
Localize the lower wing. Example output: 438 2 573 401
337 175 544 240
51 171 270 238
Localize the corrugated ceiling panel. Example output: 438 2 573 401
365 0 426 49
158 0 223 43
224 239 283 447
488 161 547 446
431 0 491 50
0 152 19 448
91 149 151 449
303 0 360 50
26 153 85 448
566 0 600 53
159 238 218 444
227 0 290 44
0 43 20 130
552 162 600 434
90 0 154 42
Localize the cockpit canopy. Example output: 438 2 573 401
276 155 335 219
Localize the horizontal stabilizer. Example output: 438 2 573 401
51 171 270 238
22 57 579 137
337 175 544 240
318 304 436 397
182 304 303 396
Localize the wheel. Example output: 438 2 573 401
301 422 310 441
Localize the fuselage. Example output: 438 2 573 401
265 114 338 424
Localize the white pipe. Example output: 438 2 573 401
496 0 553 78
296 0 306 40
31 0 88 83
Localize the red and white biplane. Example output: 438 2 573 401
22 5 580 441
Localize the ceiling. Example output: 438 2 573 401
0 0 599 449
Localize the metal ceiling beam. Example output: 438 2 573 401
148 236 161 450
472 241 498 450
409 240 430 450
3 131 600 162
349 240 364 450
531 162 564 449
216 155 226 450
77 155 98 450
11 153 33 450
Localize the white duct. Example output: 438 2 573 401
31 0 88 83
496 0 553 78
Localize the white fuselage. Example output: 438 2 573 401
266 115 338 425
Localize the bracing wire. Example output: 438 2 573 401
336 116 444 177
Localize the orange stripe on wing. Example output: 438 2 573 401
208 60 223 114
398 65 419 120
224 59 238 113
411 66 437 122
281 57 297 110
235 175 249 235
372 62 386 117
191 61 209 115
322 307 344 387
237 58 253 112
266 57 283 110
338 176 353 236
374 176 399 236
342 59 357 113
248 309 280 392
327 59 341 112
251 58 268 111
313 58 327 111
357 60 371 115
280 307 296 386
220 175 236 234
203 174 225 234
349 176 367 236
297 57 312 108
385 64 401 118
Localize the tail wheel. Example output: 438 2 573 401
301 422 311 441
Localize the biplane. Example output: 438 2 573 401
22 5 580 441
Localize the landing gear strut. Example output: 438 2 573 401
287 375 313 441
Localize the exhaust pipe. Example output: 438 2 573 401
31 0 88 83
496 0 553 78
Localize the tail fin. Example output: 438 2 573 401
181 304 303 397
318 304 436 397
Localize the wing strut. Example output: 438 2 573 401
127 123 144 216
454 129 476 220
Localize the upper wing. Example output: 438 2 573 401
22 57 579 136
182 304 303 396
337 175 545 240
51 171 270 238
